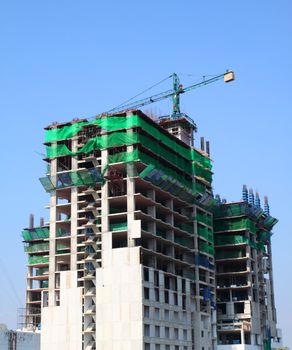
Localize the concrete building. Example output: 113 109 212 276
22 110 282 350
213 191 283 350
0 324 40 350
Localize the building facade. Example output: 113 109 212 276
0 324 40 350
22 110 281 350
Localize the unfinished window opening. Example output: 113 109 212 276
182 295 186 309
144 287 150 300
112 232 128 248
57 156 72 172
109 200 127 214
78 124 101 144
144 305 150 318
234 302 244 314
219 332 241 345
154 288 159 302
164 290 169 304
217 290 229 302
232 290 248 301
55 291 60 306
154 271 159 287
108 145 127 156
144 267 149 281
244 332 251 344
107 167 126 197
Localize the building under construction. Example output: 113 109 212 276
21 72 282 350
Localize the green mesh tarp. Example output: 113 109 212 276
56 228 70 237
214 218 256 234
28 256 49 265
213 203 246 218
110 222 128 231
215 235 265 251
108 149 196 197
108 148 141 164
39 167 103 192
259 231 271 241
22 227 49 241
215 250 245 260
194 163 212 183
196 212 212 226
263 216 278 229
177 223 194 234
36 267 48 276
174 236 194 249
25 242 49 253
155 229 166 238
45 114 212 168
215 235 248 246
140 164 195 204
46 131 212 184
199 241 214 255
197 226 213 243
56 244 70 251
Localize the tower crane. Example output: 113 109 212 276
104 70 235 119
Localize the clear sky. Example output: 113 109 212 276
0 0 291 346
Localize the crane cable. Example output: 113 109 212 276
107 74 173 113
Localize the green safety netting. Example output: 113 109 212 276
215 235 265 251
259 231 271 241
140 164 195 204
263 216 278 229
39 167 103 192
108 148 198 199
174 236 194 249
177 223 194 234
46 131 212 184
197 225 213 243
215 250 246 260
199 241 214 256
215 235 247 245
45 114 212 168
156 229 167 238
22 227 49 241
56 228 70 237
195 212 212 226
213 203 246 218
36 267 48 276
108 149 140 164
214 218 256 234
24 242 49 253
41 281 49 288
110 222 128 231
28 256 49 265
194 163 212 182
56 244 70 251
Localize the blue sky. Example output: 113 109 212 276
0 0 291 346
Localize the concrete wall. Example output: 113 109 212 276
95 247 143 350
218 345 261 350
41 271 83 350
0 329 40 350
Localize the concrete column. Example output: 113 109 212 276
70 137 78 270
48 157 57 307
101 149 110 267
241 327 245 345
127 144 136 247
